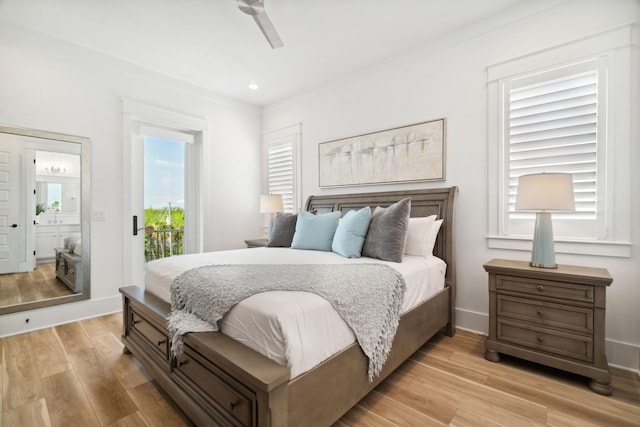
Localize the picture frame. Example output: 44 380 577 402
318 118 446 187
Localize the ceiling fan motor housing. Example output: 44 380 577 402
238 0 265 16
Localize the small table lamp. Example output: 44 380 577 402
260 194 284 237
515 173 575 268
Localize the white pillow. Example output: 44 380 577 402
424 219 443 257
404 215 436 257
73 239 82 256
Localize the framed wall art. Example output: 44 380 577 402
318 118 446 187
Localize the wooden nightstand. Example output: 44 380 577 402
483 259 613 395
55 247 82 293
244 238 268 248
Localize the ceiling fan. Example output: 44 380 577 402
237 0 284 49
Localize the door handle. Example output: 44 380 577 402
133 216 154 236
1 224 18 228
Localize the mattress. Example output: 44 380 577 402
145 247 446 378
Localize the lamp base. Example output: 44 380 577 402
267 214 275 238
530 212 557 269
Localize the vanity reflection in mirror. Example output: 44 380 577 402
0 125 90 314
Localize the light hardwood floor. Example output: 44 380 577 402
0 263 73 308
1 313 638 426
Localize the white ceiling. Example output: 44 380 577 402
0 0 530 106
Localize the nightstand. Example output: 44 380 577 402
244 238 268 248
483 259 613 395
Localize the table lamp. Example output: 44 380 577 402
515 173 575 268
260 194 284 237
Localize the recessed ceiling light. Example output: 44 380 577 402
248 82 259 90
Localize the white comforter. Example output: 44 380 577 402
145 248 446 378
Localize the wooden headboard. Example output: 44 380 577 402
305 187 458 327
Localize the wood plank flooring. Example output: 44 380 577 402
0 263 73 309
1 313 638 426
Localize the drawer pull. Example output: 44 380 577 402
157 339 167 346
537 310 544 317
229 400 240 411
178 359 188 368
132 319 141 325
537 285 544 292
537 336 544 343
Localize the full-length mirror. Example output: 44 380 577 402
0 125 90 314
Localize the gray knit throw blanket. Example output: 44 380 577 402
168 263 406 381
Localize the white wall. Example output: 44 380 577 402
1 0 638 372
263 0 640 371
0 23 264 335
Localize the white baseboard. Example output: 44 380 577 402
455 307 488 335
0 295 121 338
455 307 639 373
606 338 640 372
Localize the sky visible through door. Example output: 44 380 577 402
144 136 184 209
143 135 185 260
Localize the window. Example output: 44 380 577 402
487 26 633 257
506 60 604 239
263 124 301 213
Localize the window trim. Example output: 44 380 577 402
487 25 634 258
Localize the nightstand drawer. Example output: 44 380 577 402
497 295 593 334
496 275 593 304
497 319 593 362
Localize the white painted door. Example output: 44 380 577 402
122 101 205 287
0 135 27 274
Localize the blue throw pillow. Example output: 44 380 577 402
332 207 372 258
291 211 341 251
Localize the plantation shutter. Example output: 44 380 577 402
267 141 294 213
508 70 598 219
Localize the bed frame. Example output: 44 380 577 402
120 186 457 426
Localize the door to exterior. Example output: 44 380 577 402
122 100 204 287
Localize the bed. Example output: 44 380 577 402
120 187 457 426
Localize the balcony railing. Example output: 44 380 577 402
145 228 184 261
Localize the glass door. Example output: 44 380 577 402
143 136 186 261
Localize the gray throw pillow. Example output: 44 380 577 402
267 212 297 247
362 198 411 262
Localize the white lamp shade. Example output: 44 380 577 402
515 173 575 212
260 194 284 214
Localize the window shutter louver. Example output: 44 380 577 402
508 71 598 220
268 142 294 213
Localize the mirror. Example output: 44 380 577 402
0 125 90 314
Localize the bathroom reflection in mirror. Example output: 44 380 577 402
0 125 91 315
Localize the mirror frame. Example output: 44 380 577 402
0 125 90 314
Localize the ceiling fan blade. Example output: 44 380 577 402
237 0 283 49
253 12 284 49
